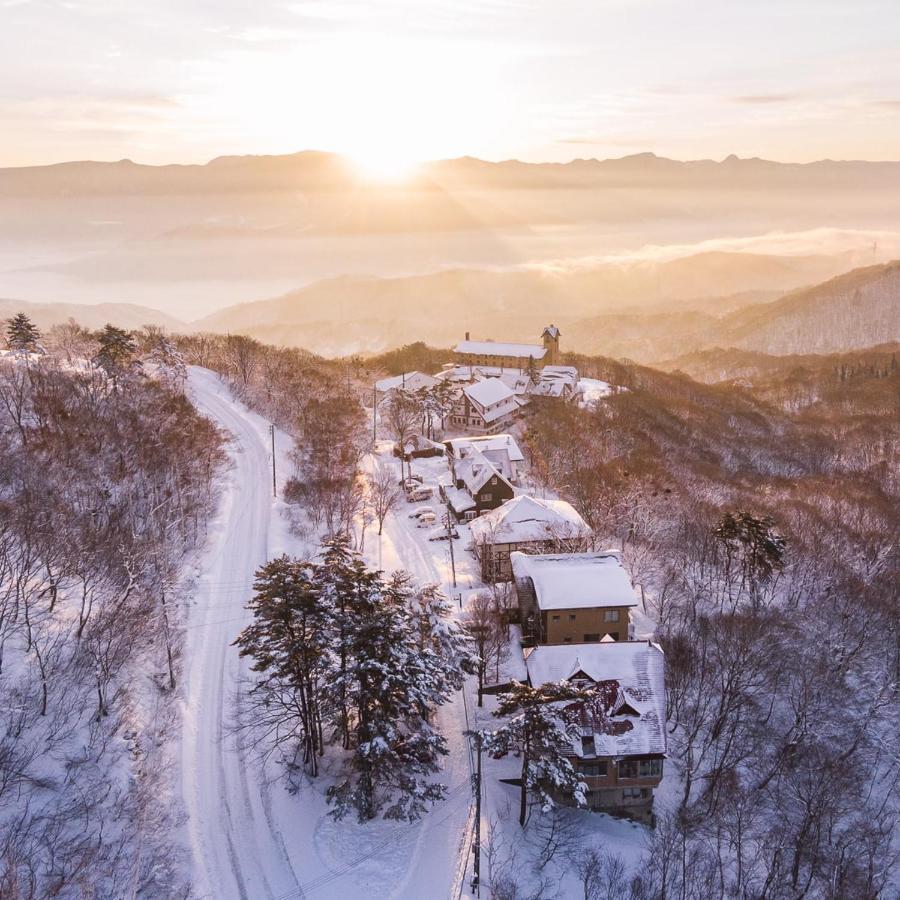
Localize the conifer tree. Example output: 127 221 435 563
234 556 334 775
94 324 139 392
481 680 594 827
5 313 41 352
328 573 450 822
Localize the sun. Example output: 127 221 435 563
347 147 421 183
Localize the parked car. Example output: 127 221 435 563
409 506 436 519
416 513 438 528
428 525 459 541
407 485 434 503
402 475 424 490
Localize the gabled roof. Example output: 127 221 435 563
464 377 516 409
446 433 524 463
470 495 590 545
375 371 439 393
456 340 547 360
524 641 666 757
453 446 512 496
510 551 637 610
542 325 561 339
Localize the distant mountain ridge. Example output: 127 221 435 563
6 150 900 196
0 298 185 332
194 250 877 358
715 261 900 355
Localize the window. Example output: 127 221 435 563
568 614 577 621
639 759 663 778
482 493 492 502
551 614 560 621
604 610 620 622
583 633 600 642
563 637 572 643
622 788 648 800
580 761 607 777
618 760 639 779
581 736 595 756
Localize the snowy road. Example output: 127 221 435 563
180 368 302 900
180 369 477 900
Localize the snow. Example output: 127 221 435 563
523 641 667 757
577 377 614 406
180 379 481 899
510 551 639 610
374 371 438 394
455 340 547 360
449 434 523 482
463 377 516 409
469 495 590 545
181 370 657 899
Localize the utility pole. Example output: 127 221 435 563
472 731 482 897
445 506 457 588
269 424 277 498
372 384 377 444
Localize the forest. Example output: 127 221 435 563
0 320 225 897
518 349 899 898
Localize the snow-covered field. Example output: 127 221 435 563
180 367 659 899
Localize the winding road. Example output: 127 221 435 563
179 368 475 900
180 367 301 900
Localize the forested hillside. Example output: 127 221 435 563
0 347 225 896
522 354 899 897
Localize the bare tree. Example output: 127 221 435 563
368 460 403 535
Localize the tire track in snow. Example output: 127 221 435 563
180 368 300 900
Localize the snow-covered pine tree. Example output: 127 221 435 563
145 333 187 391
234 555 335 776
412 581 477 692
481 680 594 827
94 324 139 392
317 535 381 748
5 312 41 352
326 564 464 823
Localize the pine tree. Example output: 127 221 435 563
94 324 139 392
481 680 594 827
5 313 41 352
327 575 451 822
234 556 335 776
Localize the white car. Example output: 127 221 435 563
409 506 436 519
407 486 434 503
416 513 438 528
427 525 459 541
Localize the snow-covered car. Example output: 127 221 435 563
427 525 459 541
416 513 438 528
406 485 434 502
402 475 424 490
409 506 436 519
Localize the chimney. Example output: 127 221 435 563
465 331 470 341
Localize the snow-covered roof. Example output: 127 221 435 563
375 371 438 394
455 340 547 360
510 551 637 610
400 434 445 454
470 495 590 545
444 485 476 513
524 641 666 757
577 378 613 405
446 433 524 462
542 325 560 339
464 377 515 409
453 446 511 496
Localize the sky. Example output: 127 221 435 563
3 0 900 169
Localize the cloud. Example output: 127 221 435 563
732 93 797 105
